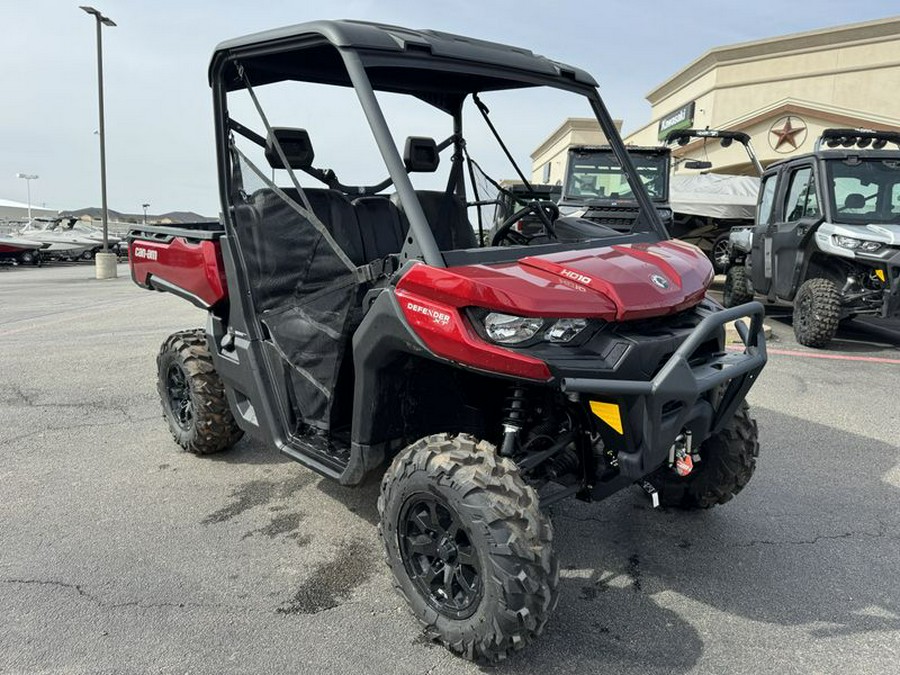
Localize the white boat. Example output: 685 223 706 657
16 218 99 258
56 217 123 248
0 232 49 264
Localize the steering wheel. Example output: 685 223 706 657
491 200 560 246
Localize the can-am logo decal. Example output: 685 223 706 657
559 269 592 285
650 274 669 289
406 302 450 326
133 246 158 261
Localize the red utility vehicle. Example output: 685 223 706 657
130 20 767 663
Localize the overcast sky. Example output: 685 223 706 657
2 0 897 217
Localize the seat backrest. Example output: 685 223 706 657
843 193 866 210
281 188 366 266
352 197 405 261
391 190 478 251
233 186 365 313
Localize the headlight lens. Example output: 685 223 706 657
483 313 544 344
481 313 589 344
545 318 588 343
833 235 882 253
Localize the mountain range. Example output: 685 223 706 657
62 207 217 224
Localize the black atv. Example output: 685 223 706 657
130 20 767 663
724 128 900 348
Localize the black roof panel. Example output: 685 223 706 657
210 19 597 91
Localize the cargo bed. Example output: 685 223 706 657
129 222 228 309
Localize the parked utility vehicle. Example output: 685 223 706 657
557 133 762 274
666 129 764 273
130 20 767 662
555 144 673 225
724 128 900 347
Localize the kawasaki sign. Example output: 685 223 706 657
657 101 695 140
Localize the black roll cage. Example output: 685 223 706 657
666 128 764 176
208 20 668 269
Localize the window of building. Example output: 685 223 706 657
542 162 551 183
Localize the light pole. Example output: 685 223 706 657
80 5 117 278
15 173 38 221
142 203 150 225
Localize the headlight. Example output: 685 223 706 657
833 235 882 253
481 313 589 345
545 318 588 343
483 313 544 344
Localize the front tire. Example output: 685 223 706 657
793 278 841 348
157 329 243 455
379 434 559 663
722 264 753 308
649 403 759 509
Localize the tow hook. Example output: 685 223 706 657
641 481 659 509
669 431 695 477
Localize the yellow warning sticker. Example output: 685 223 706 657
589 400 624 435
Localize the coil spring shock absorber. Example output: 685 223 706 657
499 386 527 456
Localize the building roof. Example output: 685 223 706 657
0 198 56 211
647 16 900 104
530 117 621 160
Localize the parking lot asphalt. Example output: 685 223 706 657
1 263 898 674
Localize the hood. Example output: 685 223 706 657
823 222 900 247
396 240 713 322
862 223 900 246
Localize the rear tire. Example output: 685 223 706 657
649 403 759 509
710 234 730 274
379 434 559 663
793 278 841 348
722 265 753 307
157 329 243 455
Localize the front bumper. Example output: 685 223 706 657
562 302 767 478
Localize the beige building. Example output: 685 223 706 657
627 16 900 173
530 119 621 185
532 17 900 180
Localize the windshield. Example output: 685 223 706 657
564 149 668 201
220 41 669 270
825 157 900 224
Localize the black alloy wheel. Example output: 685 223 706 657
379 434 558 663
165 363 193 431
156 329 243 455
712 235 730 274
398 493 482 619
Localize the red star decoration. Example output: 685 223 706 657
770 117 806 150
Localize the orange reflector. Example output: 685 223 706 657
589 401 623 435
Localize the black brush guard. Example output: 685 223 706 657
562 302 767 478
